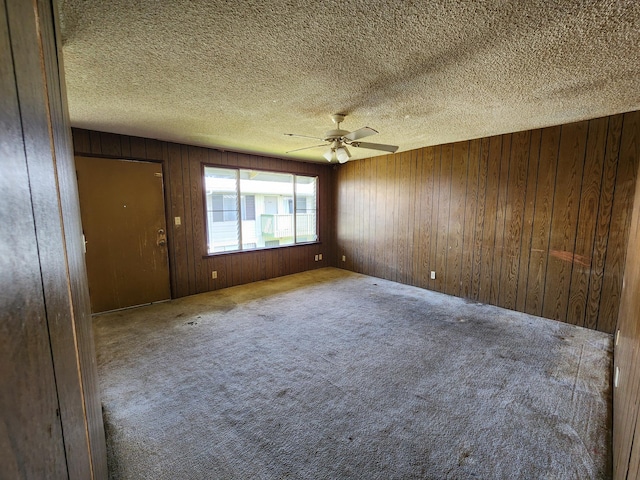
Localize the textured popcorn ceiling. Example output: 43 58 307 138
59 0 640 162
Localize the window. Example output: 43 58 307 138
242 195 255 221
204 166 318 254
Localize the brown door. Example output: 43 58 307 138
75 156 171 313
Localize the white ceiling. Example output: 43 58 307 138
58 0 640 163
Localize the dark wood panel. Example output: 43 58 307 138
399 151 412 284
1 4 67 475
542 121 588 322
130 135 147 159
188 146 209 293
89 130 102 154
145 138 164 160
471 138 490 300
435 144 452 292
350 156 359 272
100 132 122 157
491 133 512 305
4 0 107 477
8 0 92 474
585 115 624 330
499 131 530 310
363 157 373 276
601 111 640 333
566 117 608 327
120 135 132 157
350 159 360 272
408 150 420 286
424 146 438 291
383 154 394 279
525 125 561 316
383 155 395 280
372 156 386 279
333 112 638 335
167 143 189 298
181 146 196 294
445 141 468 297
478 136 503 303
414 148 429 289
516 129 541 312
612 112 640 480
73 128 91 153
461 139 480 299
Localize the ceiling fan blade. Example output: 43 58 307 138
344 127 378 141
286 144 327 153
284 133 324 141
351 141 399 153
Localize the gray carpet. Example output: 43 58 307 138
94 267 612 479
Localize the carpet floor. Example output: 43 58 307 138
94 267 612 479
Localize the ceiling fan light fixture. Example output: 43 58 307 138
336 146 351 163
323 148 336 162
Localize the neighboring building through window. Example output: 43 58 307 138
204 167 318 254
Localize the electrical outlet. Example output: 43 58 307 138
430 271 436 280
318 254 322 260
212 271 217 279
342 255 346 262
174 216 181 226
314 255 319 261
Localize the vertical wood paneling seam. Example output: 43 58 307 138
589 117 615 330
161 143 174 298
185 148 194 293
540 127 563 316
446 146 454 290
178 147 190 294
432 147 441 290
87 129 93 154
595 115 626 331
469 141 480 298
394 155 401 280
420 149 428 286
523 131 543 312
411 151 419 284
476 140 490 300
497 136 513 305
187 148 200 293
513 132 533 306
564 121 592 324
488 137 504 302
460 141 471 295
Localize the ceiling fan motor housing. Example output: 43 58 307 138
324 129 350 141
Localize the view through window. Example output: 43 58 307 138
204 167 318 254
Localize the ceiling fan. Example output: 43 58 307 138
285 114 399 163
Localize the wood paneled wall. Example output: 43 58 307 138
613 114 640 479
2 0 106 477
335 111 640 333
72 129 334 297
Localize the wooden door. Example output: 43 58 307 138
75 157 171 313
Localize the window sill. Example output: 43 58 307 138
202 241 323 258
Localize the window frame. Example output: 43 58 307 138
201 164 319 256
